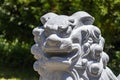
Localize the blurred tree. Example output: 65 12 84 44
0 0 120 75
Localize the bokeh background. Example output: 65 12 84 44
0 0 120 80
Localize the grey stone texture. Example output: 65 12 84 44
118 74 120 80
31 11 119 80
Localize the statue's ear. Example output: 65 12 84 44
71 11 94 25
40 12 58 24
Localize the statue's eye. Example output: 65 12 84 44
58 26 68 33
44 27 51 37
58 28 64 32
57 26 70 38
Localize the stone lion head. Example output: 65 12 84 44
31 11 117 80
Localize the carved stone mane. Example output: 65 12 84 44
31 11 119 80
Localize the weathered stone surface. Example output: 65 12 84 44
118 74 120 80
31 11 118 80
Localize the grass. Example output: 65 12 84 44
0 65 39 80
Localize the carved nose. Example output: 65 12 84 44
46 34 61 47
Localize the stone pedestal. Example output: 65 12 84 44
31 11 119 80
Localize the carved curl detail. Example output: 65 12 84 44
31 11 118 80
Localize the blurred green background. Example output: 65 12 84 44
0 0 120 79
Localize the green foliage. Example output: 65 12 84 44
108 50 120 75
0 0 120 75
0 35 34 68
0 65 38 80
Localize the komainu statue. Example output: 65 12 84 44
31 11 119 80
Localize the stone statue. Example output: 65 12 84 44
118 74 120 80
31 11 119 80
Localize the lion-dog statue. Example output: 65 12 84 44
31 11 118 80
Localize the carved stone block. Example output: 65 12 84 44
31 11 119 80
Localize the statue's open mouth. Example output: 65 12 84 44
42 45 79 62
42 44 73 58
44 48 72 55
41 46 79 70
